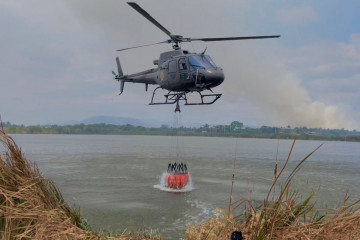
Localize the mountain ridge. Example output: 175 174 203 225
59 115 170 128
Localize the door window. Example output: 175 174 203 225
168 60 177 73
178 58 187 71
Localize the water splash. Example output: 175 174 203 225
185 199 220 223
153 172 194 192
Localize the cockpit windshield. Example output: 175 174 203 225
188 55 217 71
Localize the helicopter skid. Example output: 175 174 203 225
184 92 222 105
149 87 221 105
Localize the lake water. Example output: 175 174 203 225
8 134 360 239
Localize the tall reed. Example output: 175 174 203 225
0 127 158 239
185 137 360 239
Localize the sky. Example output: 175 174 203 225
0 0 359 129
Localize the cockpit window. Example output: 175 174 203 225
188 55 217 71
204 55 217 68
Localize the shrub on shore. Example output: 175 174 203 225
0 128 159 240
185 138 360 239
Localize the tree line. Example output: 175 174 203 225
2 121 360 142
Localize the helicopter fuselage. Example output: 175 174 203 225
112 2 279 105
117 49 225 93
156 49 225 92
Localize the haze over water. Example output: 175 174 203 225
11 134 360 239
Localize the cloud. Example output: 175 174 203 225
339 34 360 60
0 0 359 129
277 6 319 25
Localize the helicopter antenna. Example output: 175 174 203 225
201 47 207 56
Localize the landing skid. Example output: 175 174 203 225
149 87 222 105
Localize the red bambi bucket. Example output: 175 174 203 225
166 173 189 189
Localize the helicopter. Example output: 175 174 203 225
112 2 280 105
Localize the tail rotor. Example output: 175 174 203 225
113 57 125 95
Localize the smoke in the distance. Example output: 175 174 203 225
218 45 356 129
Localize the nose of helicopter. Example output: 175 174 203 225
203 68 225 87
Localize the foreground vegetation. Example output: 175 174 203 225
0 128 159 240
185 138 360 239
1 128 359 239
3 121 360 142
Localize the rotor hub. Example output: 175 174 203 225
170 35 183 43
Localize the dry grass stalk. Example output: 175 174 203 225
0 128 157 240
184 137 360 240
0 127 101 239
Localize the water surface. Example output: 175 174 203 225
10 134 360 239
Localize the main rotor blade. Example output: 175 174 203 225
191 35 280 42
127 2 171 37
116 40 168 51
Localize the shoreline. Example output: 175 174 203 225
6 131 360 142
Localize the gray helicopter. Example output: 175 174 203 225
112 2 280 105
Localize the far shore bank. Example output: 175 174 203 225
4 122 360 142
6 131 360 142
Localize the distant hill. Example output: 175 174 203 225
58 116 252 129
59 116 169 128
83 116 143 126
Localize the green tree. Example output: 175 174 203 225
230 121 243 132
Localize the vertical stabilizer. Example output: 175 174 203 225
115 57 125 95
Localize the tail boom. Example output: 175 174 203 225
113 57 157 95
